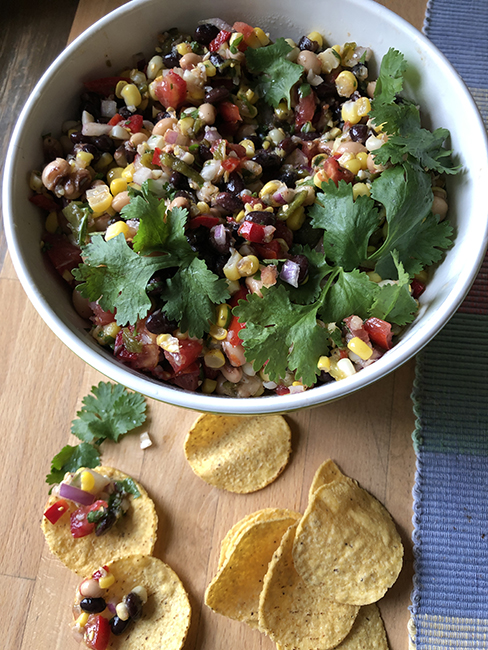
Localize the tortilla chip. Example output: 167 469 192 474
292 477 403 605
42 466 157 576
205 510 301 628
308 459 345 500
184 414 291 493
259 524 359 649
77 555 191 650
334 604 389 649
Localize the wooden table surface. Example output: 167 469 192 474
1 1 427 648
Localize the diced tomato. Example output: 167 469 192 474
30 193 59 213
219 102 242 122
410 278 426 299
44 499 70 524
92 565 110 580
321 157 355 186
238 220 274 244
209 29 232 52
253 239 283 260
232 21 255 40
241 194 262 208
70 500 108 539
222 157 242 172
84 614 111 650
107 113 123 126
227 315 246 346
42 232 82 280
154 70 187 109
83 76 130 96
229 284 249 307
343 315 370 343
113 326 160 371
295 91 316 129
275 384 290 395
152 147 162 166
226 142 247 158
188 215 221 229
90 302 116 327
164 338 203 374
363 317 393 350
124 114 144 133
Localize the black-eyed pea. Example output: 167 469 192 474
180 52 202 70
152 117 177 136
432 194 448 221
297 50 321 75
111 190 131 212
198 102 217 125
168 196 189 210
130 132 148 147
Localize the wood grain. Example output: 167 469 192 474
0 1 424 648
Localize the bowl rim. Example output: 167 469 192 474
3 0 488 415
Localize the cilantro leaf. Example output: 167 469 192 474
245 38 303 108
369 162 453 278
285 245 333 304
72 234 174 326
234 285 330 386
71 381 146 444
372 48 407 109
115 478 141 498
46 443 101 485
309 180 380 271
160 257 230 338
370 253 418 325
319 268 379 323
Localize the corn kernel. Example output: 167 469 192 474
146 55 163 80
274 101 291 121
204 349 226 369
103 321 121 339
105 221 130 241
75 612 89 628
318 48 341 74
156 333 180 352
347 336 373 360
286 205 306 231
329 357 356 381
317 356 331 372
356 152 368 169
45 211 58 234
223 249 243 281
356 96 371 117
237 254 260 277
341 100 360 125
216 304 230 328
176 42 192 55
99 573 115 589
307 31 323 48
253 27 270 46
352 182 371 200
110 178 128 196
174 329 188 340
76 150 94 168
197 201 210 214
121 83 142 108
335 70 358 98
209 324 228 341
201 60 216 77
115 80 129 98
86 184 113 213
235 209 246 223
367 271 382 283
202 378 217 394
314 170 327 187
260 181 281 198
342 158 362 175
107 167 124 183
121 163 135 181
80 470 96 493
240 139 256 158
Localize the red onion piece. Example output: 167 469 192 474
280 260 301 288
164 129 190 147
212 224 227 247
59 482 95 506
271 190 287 205
198 17 234 31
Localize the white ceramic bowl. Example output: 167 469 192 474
4 0 488 414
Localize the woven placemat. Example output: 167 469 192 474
410 1 488 645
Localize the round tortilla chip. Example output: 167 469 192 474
41 466 158 576
334 604 388 649
81 555 191 650
218 508 300 569
205 510 301 628
184 414 292 493
292 477 403 605
259 524 359 649
308 459 345 500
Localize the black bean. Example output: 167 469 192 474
278 167 298 188
123 141 137 164
298 36 319 52
209 224 234 254
209 52 224 68
349 124 369 143
314 79 338 100
169 170 189 190
80 143 99 159
175 189 196 203
198 143 213 162
247 134 262 149
162 51 181 68
288 254 309 283
277 137 297 156
110 616 130 636
80 92 101 119
94 512 117 536
80 598 107 614
226 172 245 195
70 131 89 145
118 106 133 119
125 592 143 621
194 23 220 45
90 134 115 153
146 309 177 335
244 211 276 226
215 192 243 213
252 149 281 171
204 86 230 104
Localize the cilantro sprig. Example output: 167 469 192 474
72 182 229 337
370 48 460 174
46 382 146 485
